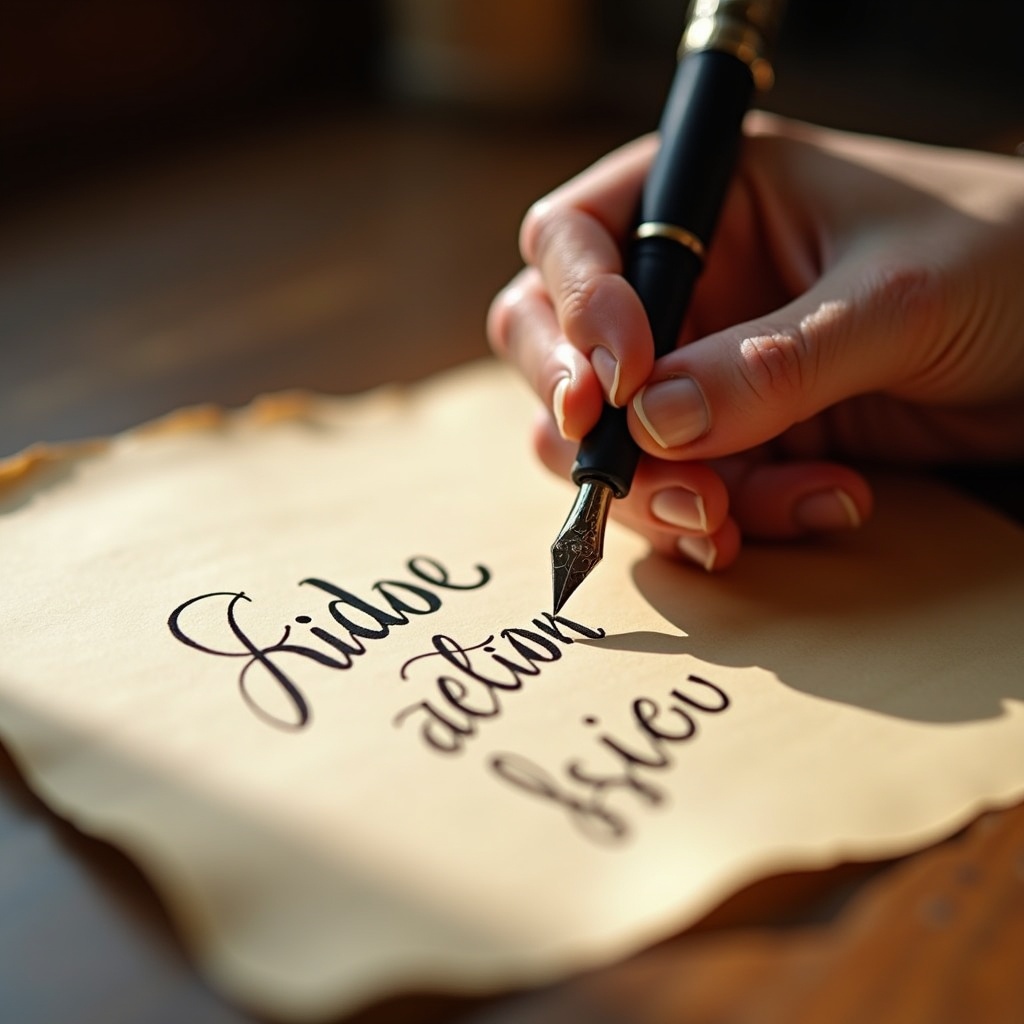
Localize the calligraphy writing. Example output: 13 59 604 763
167 556 490 729
393 612 606 754
491 674 731 843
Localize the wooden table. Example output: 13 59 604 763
1 107 1022 1024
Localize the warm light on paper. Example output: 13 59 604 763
0 359 1022 1020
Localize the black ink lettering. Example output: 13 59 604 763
485 648 541 684
438 675 502 719
598 730 672 770
300 579 405 636
633 696 696 742
493 674 733 844
392 701 476 754
169 556 493 730
531 613 607 642
307 624 366 667
500 627 562 664
671 674 730 713
168 591 347 730
396 611 606 754
373 579 442 617
567 758 666 806
401 634 521 690
490 752 628 843
407 556 491 591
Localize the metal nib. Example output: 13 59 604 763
550 480 614 614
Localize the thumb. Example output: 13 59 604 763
627 258 936 459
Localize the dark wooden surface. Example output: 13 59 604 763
1 107 1023 1024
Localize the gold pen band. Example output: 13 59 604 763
633 221 706 261
678 0 783 91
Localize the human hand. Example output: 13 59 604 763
487 114 1024 570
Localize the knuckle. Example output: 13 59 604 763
736 324 814 404
485 294 511 357
559 274 603 345
867 261 944 337
861 261 948 388
486 279 529 359
519 197 559 264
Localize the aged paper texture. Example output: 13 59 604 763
0 359 1022 1019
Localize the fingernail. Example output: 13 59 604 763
591 346 622 406
651 488 708 532
677 534 717 572
552 377 571 439
633 378 709 448
794 488 862 531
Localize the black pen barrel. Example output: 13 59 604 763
571 48 755 497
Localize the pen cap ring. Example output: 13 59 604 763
679 0 785 89
634 222 706 261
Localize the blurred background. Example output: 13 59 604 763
2 0 1023 457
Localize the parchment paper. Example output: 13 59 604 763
0 359 1022 1020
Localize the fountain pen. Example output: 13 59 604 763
551 0 786 613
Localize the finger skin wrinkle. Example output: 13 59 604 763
737 324 813 408
870 262 942 330
863 261 948 392
560 272 615 350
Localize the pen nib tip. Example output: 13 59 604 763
550 480 614 614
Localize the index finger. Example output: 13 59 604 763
519 136 660 406
519 134 658 264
